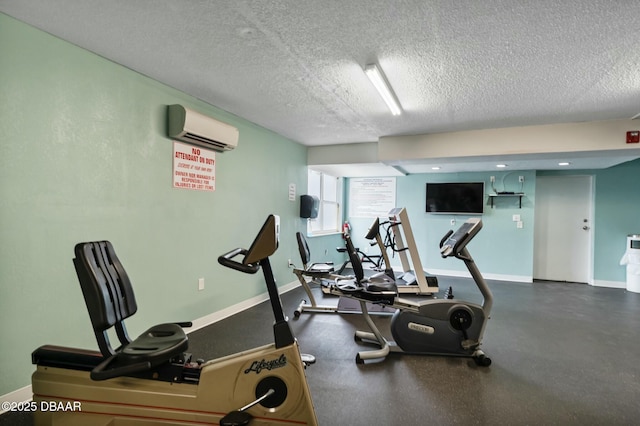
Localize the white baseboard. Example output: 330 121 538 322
0 280 302 413
592 280 626 289
427 268 533 283
0 385 33 414
188 279 301 333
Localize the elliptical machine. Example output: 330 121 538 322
335 217 493 366
31 215 318 425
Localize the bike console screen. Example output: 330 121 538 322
440 218 482 258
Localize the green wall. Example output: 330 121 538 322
347 171 536 281
0 14 308 395
592 159 640 282
538 158 640 283
345 161 640 286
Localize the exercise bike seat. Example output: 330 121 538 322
296 232 335 276
73 241 189 380
364 278 397 293
335 277 362 292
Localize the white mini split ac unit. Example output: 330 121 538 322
167 104 239 152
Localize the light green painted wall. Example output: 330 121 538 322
347 171 536 280
0 14 308 395
538 158 640 283
304 233 347 267
592 159 640 282
344 161 640 286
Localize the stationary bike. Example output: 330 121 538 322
292 229 398 317
333 218 493 366
31 215 318 425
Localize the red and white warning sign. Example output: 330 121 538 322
173 141 215 191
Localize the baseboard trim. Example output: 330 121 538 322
0 385 33 414
188 279 301 333
592 280 626 289
0 280 302 413
427 268 533 283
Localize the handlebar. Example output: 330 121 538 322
439 230 454 249
218 248 260 274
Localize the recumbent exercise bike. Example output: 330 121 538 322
292 208 439 317
31 215 318 425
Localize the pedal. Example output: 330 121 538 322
444 286 454 299
220 388 276 426
300 353 316 368
460 339 479 351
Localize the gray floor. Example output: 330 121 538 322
3 277 640 425
281 278 640 425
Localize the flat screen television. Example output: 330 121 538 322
425 182 485 214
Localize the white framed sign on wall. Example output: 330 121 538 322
172 141 216 191
349 177 396 218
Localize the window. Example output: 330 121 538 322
307 170 342 235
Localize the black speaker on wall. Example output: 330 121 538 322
300 195 319 219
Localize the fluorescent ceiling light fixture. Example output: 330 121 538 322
431 166 441 170
496 164 507 168
559 162 571 166
364 63 402 116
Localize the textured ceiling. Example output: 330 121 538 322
2 1 639 168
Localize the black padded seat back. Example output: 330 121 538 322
74 241 137 334
296 232 311 267
296 231 334 274
344 233 396 294
73 241 188 378
344 233 364 283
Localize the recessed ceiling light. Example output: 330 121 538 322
496 164 507 168
559 162 571 166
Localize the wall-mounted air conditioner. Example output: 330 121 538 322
167 104 239 152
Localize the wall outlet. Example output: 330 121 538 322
490 176 495 183
288 259 294 268
450 218 456 225
519 176 524 183
517 221 524 229
198 278 205 291
512 214 521 222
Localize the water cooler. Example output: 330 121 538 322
619 234 640 293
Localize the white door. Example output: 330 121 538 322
533 175 593 283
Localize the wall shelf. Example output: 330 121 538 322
488 193 525 208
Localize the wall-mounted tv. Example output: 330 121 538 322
426 182 485 215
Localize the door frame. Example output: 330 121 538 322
533 174 595 284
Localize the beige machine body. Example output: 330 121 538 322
33 342 317 425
